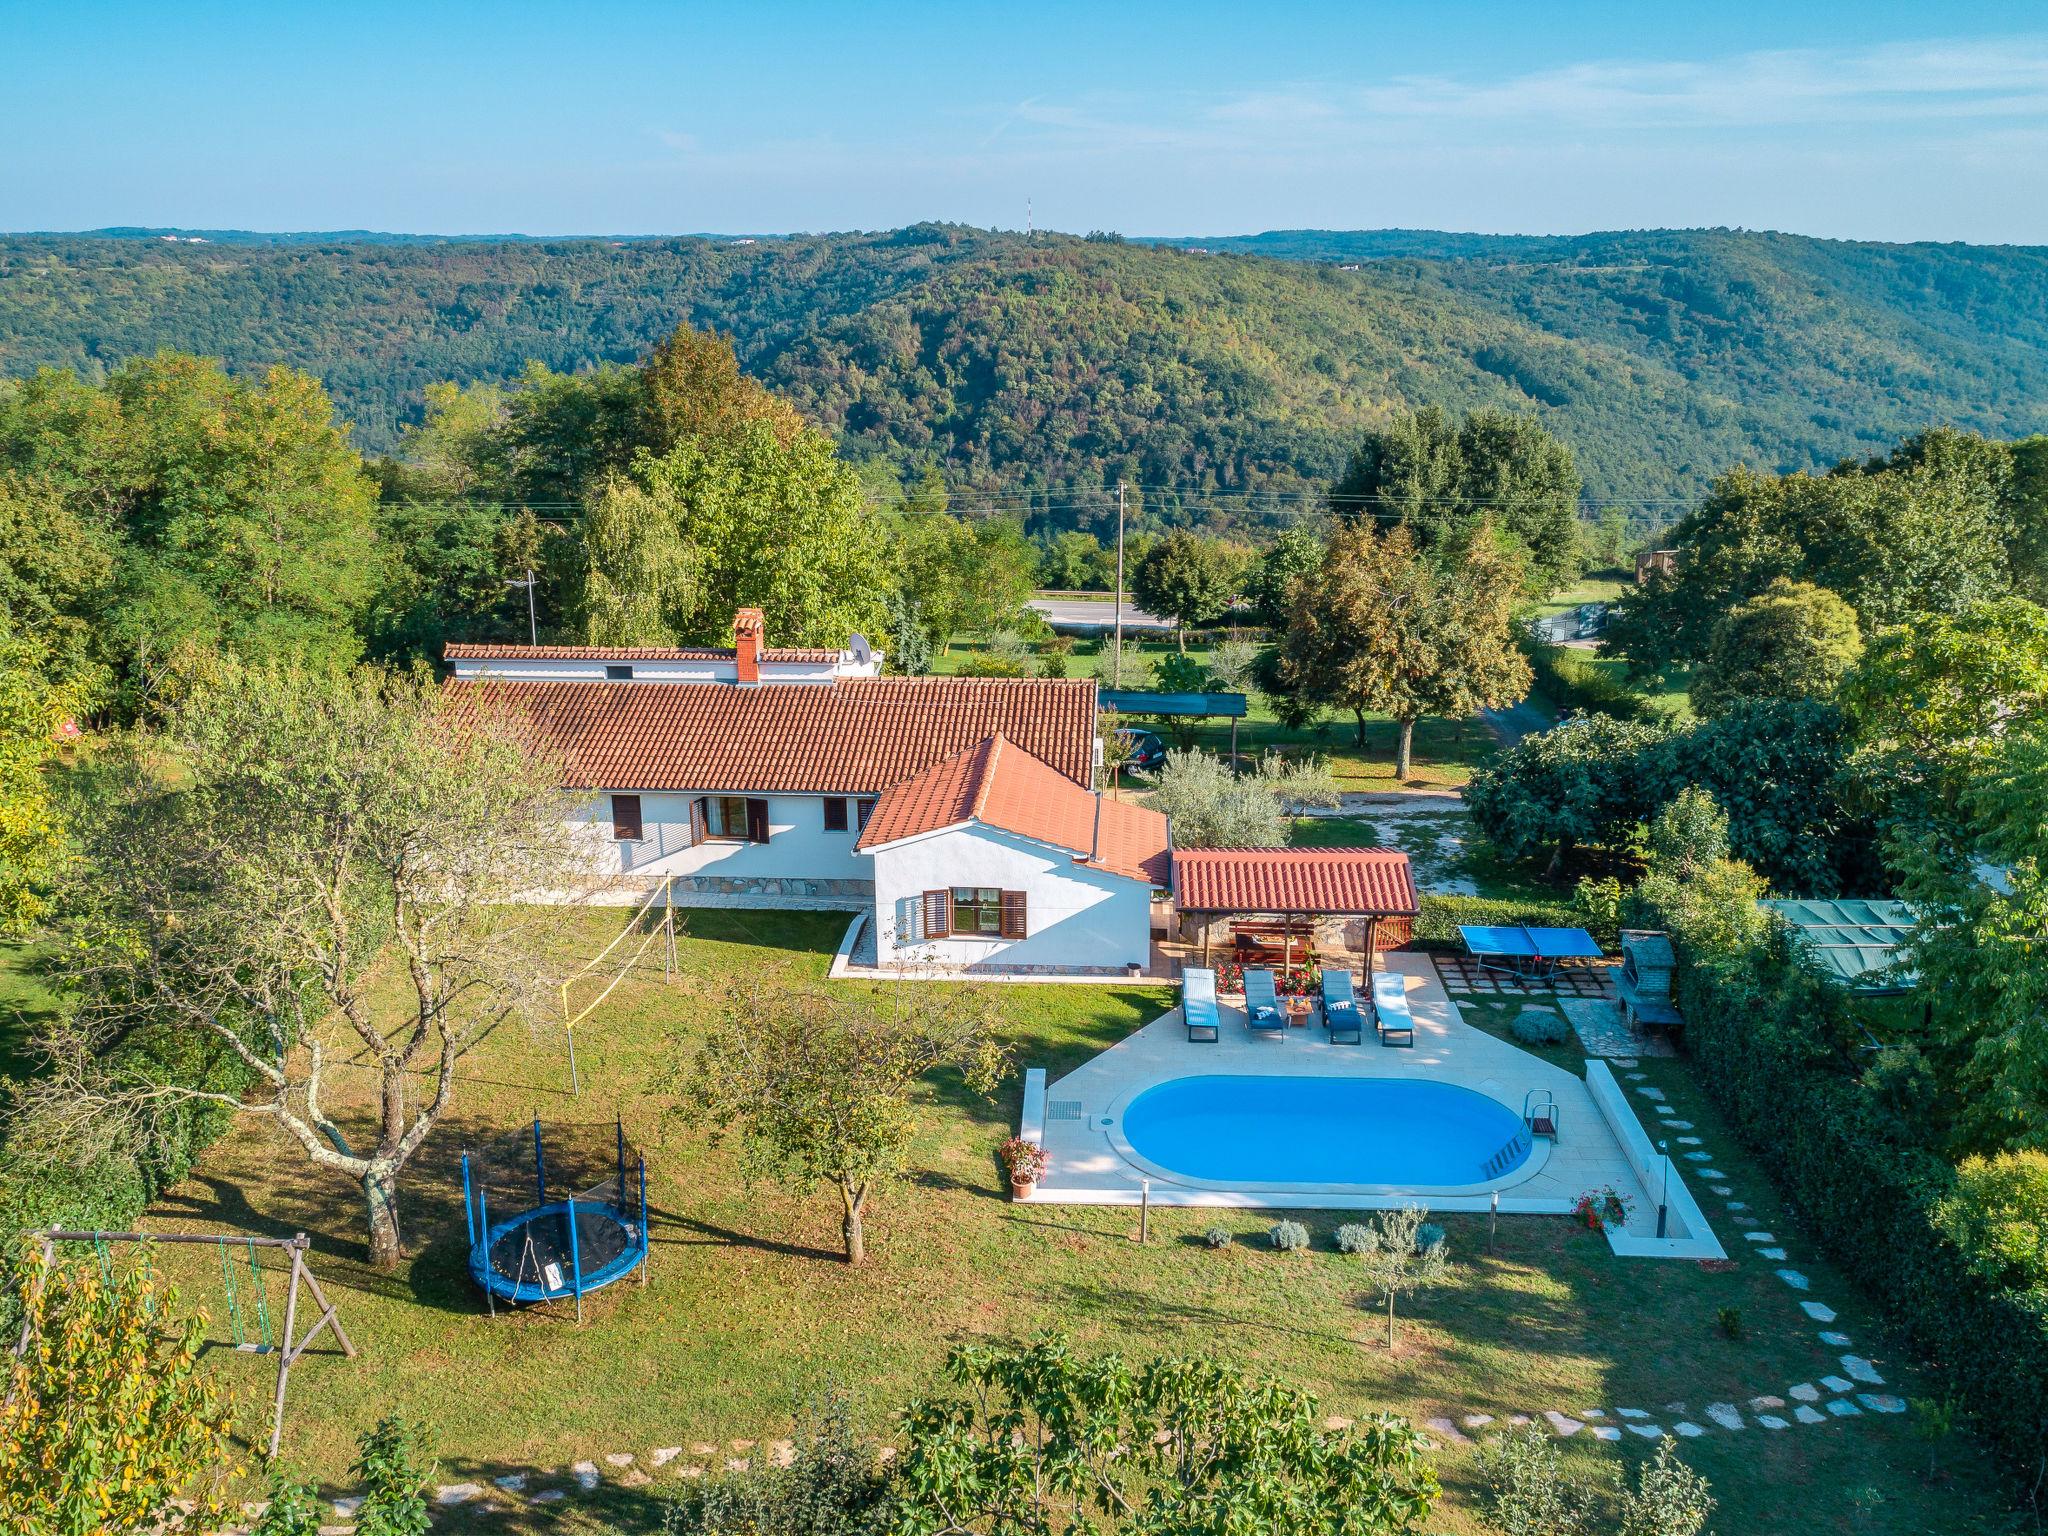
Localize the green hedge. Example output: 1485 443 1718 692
1674 938 2048 1476
1413 893 1584 947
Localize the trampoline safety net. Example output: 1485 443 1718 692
461 1117 648 1313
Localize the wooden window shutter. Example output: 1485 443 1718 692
611 794 642 841
922 890 951 938
823 797 849 832
1000 890 1027 940
746 798 771 843
688 796 707 845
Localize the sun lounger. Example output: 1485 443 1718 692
1321 969 1364 1044
1371 971 1415 1048
1182 967 1220 1043
1242 967 1286 1036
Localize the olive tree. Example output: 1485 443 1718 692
22 664 584 1269
1349 1205 1453 1354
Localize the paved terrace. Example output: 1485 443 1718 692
1026 952 1720 1258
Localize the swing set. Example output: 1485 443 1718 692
15 1229 357 1459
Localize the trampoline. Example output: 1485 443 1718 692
461 1118 648 1319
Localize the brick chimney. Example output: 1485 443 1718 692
732 608 766 684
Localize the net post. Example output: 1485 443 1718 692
637 1155 649 1287
533 1118 547 1207
566 1193 584 1326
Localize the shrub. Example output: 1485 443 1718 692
1520 637 1653 721
1268 1220 1310 1252
666 1390 884 1535
1416 1221 1446 1253
351 1416 436 1536
1509 1008 1569 1047
251 1474 324 1536
1716 1306 1743 1340
1475 1424 1589 1536
1334 1223 1373 1254
1932 1151 2048 1294
1617 1436 1714 1536
1202 1224 1233 1249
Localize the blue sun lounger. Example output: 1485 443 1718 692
1181 967 1220 1042
1371 971 1416 1048
1242 967 1286 1036
1321 969 1364 1044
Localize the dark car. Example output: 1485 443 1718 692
1114 727 1167 774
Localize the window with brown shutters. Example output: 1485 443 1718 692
688 797 707 844
823 797 849 832
1000 889 1027 939
922 889 951 938
611 794 642 841
745 798 770 843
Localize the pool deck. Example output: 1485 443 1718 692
1026 952 1721 1258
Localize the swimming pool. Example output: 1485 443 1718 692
1115 1074 1534 1190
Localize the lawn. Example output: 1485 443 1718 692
125 909 2018 1534
936 634 1499 790
0 936 65 1085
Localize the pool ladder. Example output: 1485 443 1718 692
1481 1129 1531 1181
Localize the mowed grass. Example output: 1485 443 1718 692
935 635 1497 789
133 910 2017 1534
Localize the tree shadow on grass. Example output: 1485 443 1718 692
659 1210 843 1266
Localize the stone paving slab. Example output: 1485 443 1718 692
1776 1269 1810 1290
1795 1405 1827 1424
1800 1301 1835 1322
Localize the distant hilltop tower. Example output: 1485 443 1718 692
1026 197 1033 235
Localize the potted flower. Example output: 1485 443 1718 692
1572 1185 1632 1233
999 1136 1050 1200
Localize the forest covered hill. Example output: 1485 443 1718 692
3 224 2045 519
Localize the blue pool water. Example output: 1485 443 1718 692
1118 1075 1531 1187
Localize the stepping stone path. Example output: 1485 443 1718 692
1776 1269 1810 1290
1711 1185 1733 1196
332 1498 363 1519
1749 1396 1785 1410
605 1453 635 1467
435 1484 482 1506
1743 1231 1775 1243
1462 1413 1494 1429
1683 1150 1713 1162
692 1442 717 1455
494 1473 527 1492
1423 1417 1473 1446
1758 1415 1790 1429
1617 1408 1651 1419
1697 1169 1726 1179
1842 1356 1885 1385
1591 1425 1623 1441
1636 1086 1666 1101
1724 1199 1745 1210
678 1467 704 1480
1820 1331 1853 1347
1705 1403 1744 1430
1544 1410 1585 1436
1665 1120 1695 1131
1626 1072 1648 1082
1676 1136 1703 1146
1858 1394 1907 1414
1821 1376 1855 1394
1759 1247 1788 1260
1794 1405 1827 1425
1672 1422 1705 1437
651 1447 682 1467
1627 1423 1665 1439
1827 1399 1861 1417
1801 1301 1836 1322
1790 1383 1820 1402
532 1489 567 1504
571 1462 600 1492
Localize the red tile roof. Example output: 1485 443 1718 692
1171 848 1419 916
443 677 1098 795
444 642 843 663
858 735 1170 886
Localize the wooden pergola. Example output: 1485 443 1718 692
1170 847 1421 974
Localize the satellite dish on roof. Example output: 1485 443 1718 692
848 633 873 663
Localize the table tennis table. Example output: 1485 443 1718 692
1458 925 1604 980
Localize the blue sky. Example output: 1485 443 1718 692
4 1 2046 241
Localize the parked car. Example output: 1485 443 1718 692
1114 727 1167 774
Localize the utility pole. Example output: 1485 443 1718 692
506 568 538 644
1113 481 1126 687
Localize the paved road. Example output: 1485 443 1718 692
1027 596 1174 632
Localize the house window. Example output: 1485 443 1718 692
604 663 634 680
856 798 876 830
610 794 643 841
693 795 769 843
931 887 1025 939
952 887 1003 935
823 797 849 832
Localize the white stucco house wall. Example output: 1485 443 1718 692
443 610 1164 972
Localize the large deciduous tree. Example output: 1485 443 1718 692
1687 578 1863 718
1274 521 1530 780
1331 406 1582 596
1465 715 1674 878
1131 529 1241 650
666 981 1010 1265
22 665 583 1269
0 632 76 938
892 1334 1441 1536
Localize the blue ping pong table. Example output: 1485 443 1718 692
1458 925 1604 980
